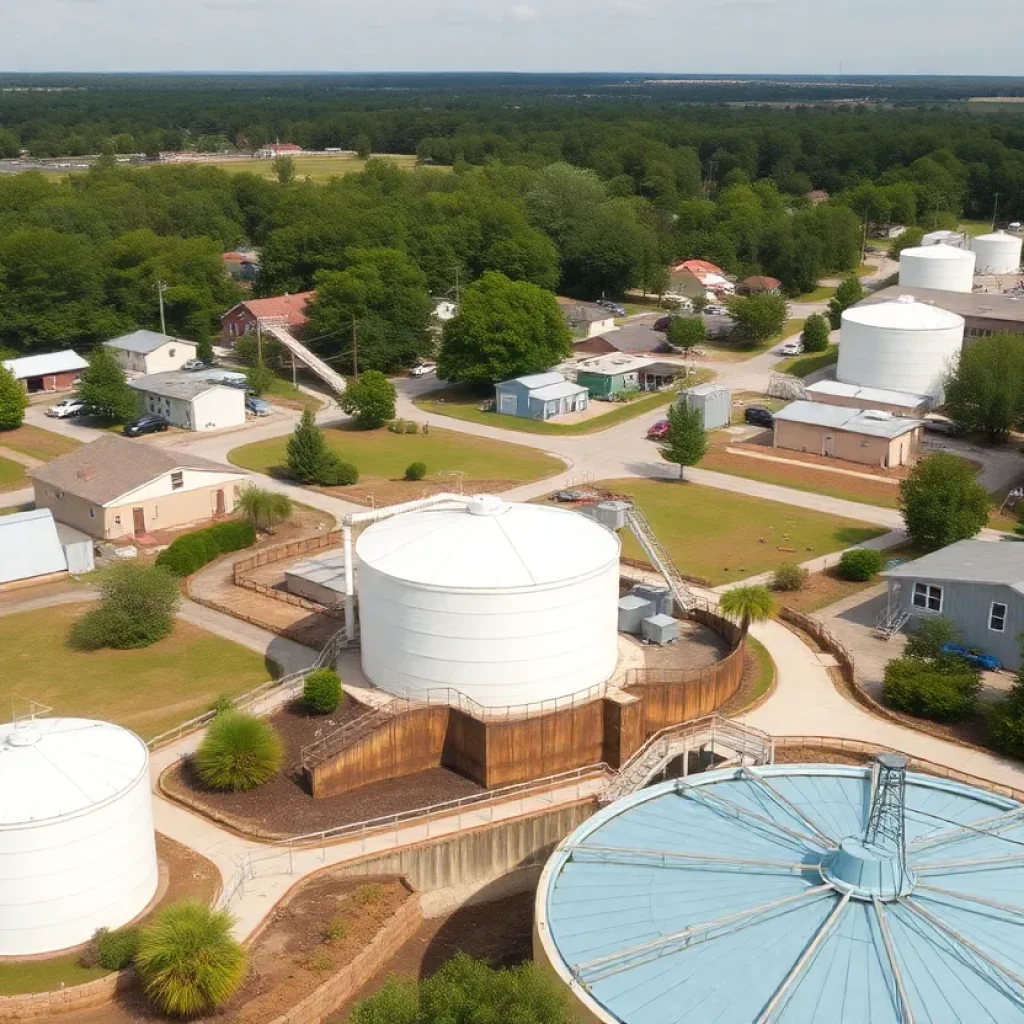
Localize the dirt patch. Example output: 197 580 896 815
164 698 484 837
153 834 222 912
774 745 874 766
331 892 535 1021
632 619 730 672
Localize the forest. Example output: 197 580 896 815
2 74 1024 371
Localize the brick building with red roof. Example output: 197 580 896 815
221 292 314 343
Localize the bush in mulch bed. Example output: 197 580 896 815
303 668 343 714
194 711 283 792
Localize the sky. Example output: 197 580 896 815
2 0 1024 75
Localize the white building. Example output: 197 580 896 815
104 330 197 376
0 509 68 587
128 372 245 432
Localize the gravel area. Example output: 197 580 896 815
639 618 730 671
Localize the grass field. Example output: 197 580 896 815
228 423 564 484
415 373 713 436
0 455 26 491
264 374 324 411
0 957 107 996
606 477 884 585
0 424 80 461
774 346 838 377
744 636 775 704
206 153 423 180
0 606 275 740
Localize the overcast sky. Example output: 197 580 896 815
2 0 1023 75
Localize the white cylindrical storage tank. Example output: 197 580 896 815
0 718 158 956
838 296 964 398
972 230 1023 274
899 243 976 292
356 495 621 708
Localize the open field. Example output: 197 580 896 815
264 374 324 411
229 423 564 486
206 153 422 180
774 346 838 377
0 605 275 739
0 424 80 461
603 477 885 585
795 284 835 302
0 455 26 491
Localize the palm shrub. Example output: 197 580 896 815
304 669 342 714
194 712 283 791
718 585 776 634
405 461 427 481
236 484 293 533
838 548 884 582
771 563 808 592
135 901 247 1018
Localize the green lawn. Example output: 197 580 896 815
794 284 836 302
0 454 26 491
415 373 713 437
774 346 838 377
264 374 324 411
0 424 80 461
745 636 776 705
229 423 564 483
207 153 425 180
0 957 108 996
0 606 275 740
607 477 885 585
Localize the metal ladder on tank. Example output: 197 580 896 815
624 505 694 612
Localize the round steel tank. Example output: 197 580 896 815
536 762 1024 1024
355 495 621 708
0 718 158 955
898 243 975 293
837 296 964 398
972 230 1023 274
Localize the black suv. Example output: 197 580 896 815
744 406 775 428
123 414 170 437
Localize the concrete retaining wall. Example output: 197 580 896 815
0 970 133 1021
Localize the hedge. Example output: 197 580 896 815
155 520 257 577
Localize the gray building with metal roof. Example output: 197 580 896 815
884 538 1024 668
861 286 1024 341
129 372 245 432
104 330 197 375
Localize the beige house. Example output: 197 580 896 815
104 330 197 375
773 401 923 469
31 436 247 540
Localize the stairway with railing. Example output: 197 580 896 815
624 505 694 612
261 320 348 395
874 605 910 640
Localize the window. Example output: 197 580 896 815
89 508 95 518
990 602 1008 633
169 348 176 358
171 471 183 490
912 582 943 613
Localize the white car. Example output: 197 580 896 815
778 341 803 357
705 304 729 316
410 362 437 377
46 397 88 418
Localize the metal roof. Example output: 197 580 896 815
685 382 729 397
2 351 87 380
804 380 932 410
500 371 566 390
539 763 1024 1024
0 718 148 825
355 495 620 591
0 509 66 584
843 297 965 332
862 286 1024 325
128 371 226 401
530 380 589 401
104 330 189 355
900 243 977 262
775 401 922 439
577 355 653 377
883 537 1024 590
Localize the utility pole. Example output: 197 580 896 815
454 266 461 307
256 320 263 365
157 281 168 336
992 191 1001 232
351 321 359 377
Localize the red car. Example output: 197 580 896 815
647 419 670 440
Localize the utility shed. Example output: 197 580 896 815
0 509 67 586
773 401 923 468
804 380 933 417
104 331 196 375
883 538 1024 668
128 372 245 432
2 351 87 393
494 372 589 420
678 383 731 430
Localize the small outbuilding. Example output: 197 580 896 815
575 355 679 398
0 509 67 588
129 372 246 432
773 400 923 468
494 372 589 420
2 351 88 393
104 330 197 376
678 383 731 430
804 380 934 418
556 299 616 338
573 324 669 358
883 539 1024 669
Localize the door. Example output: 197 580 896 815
215 489 226 515
822 434 836 457
499 392 517 415
132 507 146 535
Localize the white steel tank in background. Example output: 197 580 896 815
0 718 158 955
356 496 621 708
972 231 1023 274
838 296 964 399
899 244 976 293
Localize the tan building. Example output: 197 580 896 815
804 380 933 418
773 401 923 469
31 436 247 540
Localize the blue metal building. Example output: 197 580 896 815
535 758 1024 1023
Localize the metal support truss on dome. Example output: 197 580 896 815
872 896 916 1024
907 805 1024 855
739 765 838 847
567 843 809 875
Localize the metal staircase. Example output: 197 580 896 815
601 716 774 805
874 606 910 640
262 321 348 395
624 505 695 611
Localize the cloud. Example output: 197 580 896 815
507 4 537 20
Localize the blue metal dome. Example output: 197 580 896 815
536 761 1024 1023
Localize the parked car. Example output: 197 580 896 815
923 415 964 437
245 396 272 416
647 419 671 440
552 489 587 503
941 643 1001 672
778 340 803 357
744 406 775 428
597 299 627 316
705 304 729 316
46 397 89 419
123 414 170 437
182 359 210 371
410 362 437 377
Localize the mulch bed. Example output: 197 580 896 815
165 697 483 837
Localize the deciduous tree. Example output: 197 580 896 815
77 345 138 422
0 365 27 430
340 370 396 429
800 313 831 353
666 316 705 355
944 333 1024 440
727 293 788 344
899 453 989 552
658 402 708 479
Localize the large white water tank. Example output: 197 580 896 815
0 718 158 955
838 296 964 398
899 244 976 293
972 230 1023 274
356 496 620 708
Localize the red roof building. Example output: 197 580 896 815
221 292 314 342
674 259 725 278
257 143 303 158
738 275 783 295
807 190 830 205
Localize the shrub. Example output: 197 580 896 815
307 953 334 972
194 712 283 791
245 361 275 396
354 883 384 906
988 698 1024 758
135 901 247 1018
838 548 884 582
208 693 235 717
207 520 258 552
304 669 342 714
321 918 347 944
801 313 831 353
236 484 293 533
315 452 359 486
96 927 141 970
905 617 960 660
771 563 808 592
0 364 27 430
155 521 257 576
405 461 427 481
882 656 980 722
403 419 419 434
